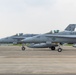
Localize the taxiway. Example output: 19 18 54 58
0 46 76 74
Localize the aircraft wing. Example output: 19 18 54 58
46 35 76 39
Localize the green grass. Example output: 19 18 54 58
12 43 73 47
13 44 22 46
13 43 30 46
63 44 73 46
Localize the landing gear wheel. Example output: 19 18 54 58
22 47 25 51
51 46 55 50
58 48 62 52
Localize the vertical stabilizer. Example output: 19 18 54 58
65 24 76 31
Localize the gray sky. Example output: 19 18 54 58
0 0 76 38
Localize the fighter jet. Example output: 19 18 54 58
21 24 76 52
0 33 38 44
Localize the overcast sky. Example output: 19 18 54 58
0 0 76 38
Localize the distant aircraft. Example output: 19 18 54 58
21 24 76 52
0 33 38 44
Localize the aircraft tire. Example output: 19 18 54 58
58 48 62 52
51 46 55 50
22 47 25 51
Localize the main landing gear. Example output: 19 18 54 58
50 46 62 52
51 46 56 50
22 43 26 51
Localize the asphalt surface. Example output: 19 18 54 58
0 46 76 75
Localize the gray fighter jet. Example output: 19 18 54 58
21 24 76 52
0 33 37 44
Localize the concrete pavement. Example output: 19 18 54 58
0 46 76 74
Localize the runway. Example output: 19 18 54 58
0 46 76 74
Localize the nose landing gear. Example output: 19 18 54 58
22 46 25 51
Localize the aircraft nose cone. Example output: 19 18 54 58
0 39 3 42
0 38 6 43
